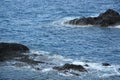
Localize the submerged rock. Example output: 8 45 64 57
0 42 29 61
118 68 120 71
102 63 111 66
65 9 120 27
84 64 89 67
53 63 87 72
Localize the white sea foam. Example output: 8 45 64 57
52 17 77 26
30 51 120 75
2 50 120 77
42 68 52 72
110 25 120 28
58 72 72 76
49 54 73 62
72 61 86 65
30 50 50 55
52 16 95 27
30 50 73 63
0 40 21 43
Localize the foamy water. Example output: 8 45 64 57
1 51 120 79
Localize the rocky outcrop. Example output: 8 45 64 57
102 63 111 66
53 63 87 72
65 9 120 27
0 42 29 61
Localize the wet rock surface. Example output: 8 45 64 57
53 63 87 72
65 9 120 27
0 42 29 61
102 63 111 66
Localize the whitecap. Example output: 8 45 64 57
109 25 120 28
41 68 53 72
52 17 77 26
30 50 50 55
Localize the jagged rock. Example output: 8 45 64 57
102 63 111 66
53 63 87 72
65 9 120 27
0 42 29 61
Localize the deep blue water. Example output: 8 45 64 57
0 0 120 80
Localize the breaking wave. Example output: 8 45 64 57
1 50 120 79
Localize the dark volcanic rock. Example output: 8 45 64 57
0 42 29 61
65 9 120 27
102 63 111 66
53 63 87 72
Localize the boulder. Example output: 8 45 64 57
65 9 120 27
0 42 29 61
53 63 87 72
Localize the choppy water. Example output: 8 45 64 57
0 0 120 80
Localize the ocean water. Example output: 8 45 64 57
0 0 120 80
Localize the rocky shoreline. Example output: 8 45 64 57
0 42 119 76
65 9 120 27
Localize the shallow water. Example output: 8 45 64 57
0 0 120 80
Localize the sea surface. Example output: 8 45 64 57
0 0 120 80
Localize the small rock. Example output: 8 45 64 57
34 67 41 70
53 63 87 72
102 63 111 66
84 64 89 67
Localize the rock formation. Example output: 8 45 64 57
102 63 111 66
65 9 120 27
53 63 87 72
0 42 29 61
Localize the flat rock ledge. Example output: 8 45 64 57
64 9 120 27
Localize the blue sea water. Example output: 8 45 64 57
0 0 120 80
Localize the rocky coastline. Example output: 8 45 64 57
65 9 120 27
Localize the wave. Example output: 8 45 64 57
109 25 120 28
52 17 94 27
52 17 76 26
34 51 120 78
